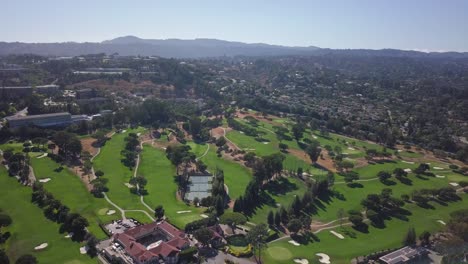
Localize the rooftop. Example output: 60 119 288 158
379 246 427 264
6 112 71 121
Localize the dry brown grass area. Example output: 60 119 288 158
80 138 98 156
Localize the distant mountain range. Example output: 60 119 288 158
0 36 467 58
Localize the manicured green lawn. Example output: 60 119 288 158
264 194 468 264
30 157 117 239
137 146 203 229
0 167 96 264
93 129 147 211
353 160 419 179
315 172 455 222
246 177 308 225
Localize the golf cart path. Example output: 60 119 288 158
196 144 210 160
222 127 241 150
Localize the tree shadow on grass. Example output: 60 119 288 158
352 223 369 233
264 177 298 196
397 177 413 185
381 179 397 186
347 182 364 188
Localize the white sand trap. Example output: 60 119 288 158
39 178 51 183
316 253 331 264
294 259 309 264
137 133 141 136
347 147 356 151
402 161 415 164
34 243 48 250
433 167 444 170
312 136 318 139
177 210 192 214
80 246 88 254
263 142 269 144
239 131 245 134
404 168 412 173
200 214 209 218
437 220 446 225
288 240 300 246
106 210 116 215
124 183 134 188
342 152 349 155
449 182 459 187
121 130 127 133
436 175 446 178
65 233 73 238
36 153 48 159
330 230 344 239
397 149 403 152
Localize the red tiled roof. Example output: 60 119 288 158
113 221 189 262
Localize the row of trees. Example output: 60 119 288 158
121 133 140 168
2 150 31 184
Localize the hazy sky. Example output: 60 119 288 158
2 0 468 51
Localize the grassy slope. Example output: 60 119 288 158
188 142 252 199
30 157 116 239
93 130 146 211
0 166 95 264
138 146 202 229
265 194 468 264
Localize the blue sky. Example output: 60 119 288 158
2 0 467 51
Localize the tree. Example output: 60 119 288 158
155 205 165 220
267 211 274 226
292 124 304 141
344 172 360 185
220 212 247 233
403 227 417 246
0 214 12 227
0 249 9 264
86 235 99 257
278 143 288 152
15 254 37 264
349 215 364 227
378 171 391 182
194 228 213 247
274 212 281 227
287 218 303 235
419 231 431 246
246 223 268 264
393 168 407 178
305 142 321 164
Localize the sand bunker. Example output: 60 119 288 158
312 136 318 139
34 243 48 250
288 240 300 246
330 230 344 239
294 259 309 264
436 175 446 178
65 233 73 238
402 161 415 164
347 147 356 151
36 153 48 159
437 220 446 225
316 253 331 264
404 168 412 173
124 183 134 188
433 167 444 170
39 178 51 183
80 246 88 254
177 210 192 214
137 133 141 136
263 142 269 144
449 182 459 187
200 214 209 218
239 131 245 134
106 210 116 215
121 130 127 133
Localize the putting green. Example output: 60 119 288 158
98 208 109 215
267 246 293 261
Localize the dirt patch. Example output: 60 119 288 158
81 138 98 156
68 166 94 191
235 110 284 127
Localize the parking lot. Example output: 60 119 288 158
105 218 141 235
